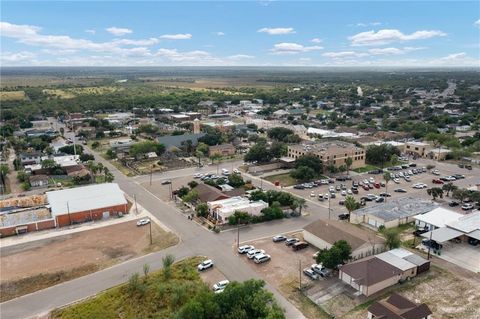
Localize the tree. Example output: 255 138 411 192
442 183 457 197
58 144 84 155
210 153 221 164
426 164 435 171
260 203 284 221
196 142 209 156
383 229 401 249
244 142 272 163
182 190 199 203
452 189 470 203
59 127 65 137
106 148 117 159
365 144 400 166
196 203 209 218
293 197 307 215
390 154 399 166
345 157 353 175
79 153 94 162
228 211 252 225
228 173 245 188
41 159 58 170
383 172 391 202
162 254 175 280
290 166 316 182
0 164 9 180
427 187 444 200
344 196 360 222
315 240 352 269
130 141 165 158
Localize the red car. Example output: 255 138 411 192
432 179 444 184
363 185 370 191
374 183 381 189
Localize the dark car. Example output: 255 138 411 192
161 180 172 185
452 174 465 179
338 213 350 220
413 228 428 237
339 199 345 205
361 196 373 202
352 188 359 194
293 184 305 189
394 188 407 193
375 197 385 203
422 239 443 250
449 201 460 207
292 241 309 251
468 237 479 246
409 163 417 167
336 176 347 181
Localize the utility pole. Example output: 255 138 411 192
149 219 153 245
149 165 153 186
298 259 302 290
328 196 331 220
427 229 433 260
134 194 138 215
67 201 72 226
237 222 240 248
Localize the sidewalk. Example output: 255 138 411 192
0 194 170 249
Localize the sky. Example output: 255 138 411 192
1 1 479 67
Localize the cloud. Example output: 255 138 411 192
215 31 225 36
113 38 159 46
1 51 36 63
368 47 423 55
270 42 323 54
475 19 480 28
85 29 96 34
228 54 255 59
159 33 192 40
106 27 132 36
349 29 446 46
322 51 368 58
311 38 322 43
258 27 295 35
348 22 382 27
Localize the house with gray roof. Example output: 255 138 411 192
350 197 437 229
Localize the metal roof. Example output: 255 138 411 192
354 197 437 222
421 227 464 243
447 211 480 233
46 183 127 216
376 251 417 271
414 207 463 228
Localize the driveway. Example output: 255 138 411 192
437 241 480 273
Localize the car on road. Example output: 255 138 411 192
432 179 444 184
247 249 266 259
303 268 319 280
253 253 271 264
161 180 172 185
238 245 254 254
448 201 460 207
136 218 151 226
338 213 349 220
292 241 309 251
213 280 230 293
285 238 300 246
197 259 214 271
461 203 474 210
394 188 407 193
273 235 287 242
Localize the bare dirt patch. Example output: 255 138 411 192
0 91 27 101
0 220 178 301
198 266 227 289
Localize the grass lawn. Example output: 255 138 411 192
352 164 379 173
263 173 298 186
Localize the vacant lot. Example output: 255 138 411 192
264 172 298 187
0 220 178 301
0 91 27 101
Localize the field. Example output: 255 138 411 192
263 172 298 187
141 77 281 90
0 91 27 101
351 164 379 173
42 86 121 99
0 220 179 302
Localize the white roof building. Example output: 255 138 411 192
46 183 127 216
207 196 268 224
421 211 480 242
307 127 358 139
414 207 463 229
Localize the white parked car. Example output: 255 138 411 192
461 203 474 210
136 218 151 226
272 235 287 242
341 190 347 196
253 253 271 264
213 280 230 293
369 177 375 183
247 249 265 259
393 178 400 184
310 191 316 197
197 259 214 271
412 183 428 189
194 173 202 178
432 169 440 175
444 176 456 181
237 245 254 254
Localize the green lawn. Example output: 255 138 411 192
263 173 298 186
352 164 379 173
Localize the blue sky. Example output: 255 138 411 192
1 1 479 67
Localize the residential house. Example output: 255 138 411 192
208 144 236 157
29 175 49 187
303 219 386 260
368 293 432 319
207 196 268 224
194 183 230 203
20 152 42 165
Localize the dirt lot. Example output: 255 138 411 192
0 220 178 302
198 265 228 290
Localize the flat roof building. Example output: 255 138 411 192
288 140 365 169
207 197 268 224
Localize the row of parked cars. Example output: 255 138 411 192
237 245 271 263
272 235 310 250
303 263 331 280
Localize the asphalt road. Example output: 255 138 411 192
0 143 312 319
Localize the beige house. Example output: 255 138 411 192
339 248 430 297
303 219 385 260
208 144 236 157
287 140 365 169
404 141 430 157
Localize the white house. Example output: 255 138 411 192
207 197 268 224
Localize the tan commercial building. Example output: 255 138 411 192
209 144 236 157
404 141 430 157
287 140 365 169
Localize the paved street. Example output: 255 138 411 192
0 143 310 319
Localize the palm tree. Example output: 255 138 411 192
442 183 457 197
345 157 353 175
294 198 307 215
383 172 391 202
345 195 359 223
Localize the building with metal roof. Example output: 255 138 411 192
351 197 437 229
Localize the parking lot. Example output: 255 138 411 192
287 160 479 219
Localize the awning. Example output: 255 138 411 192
421 227 463 243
